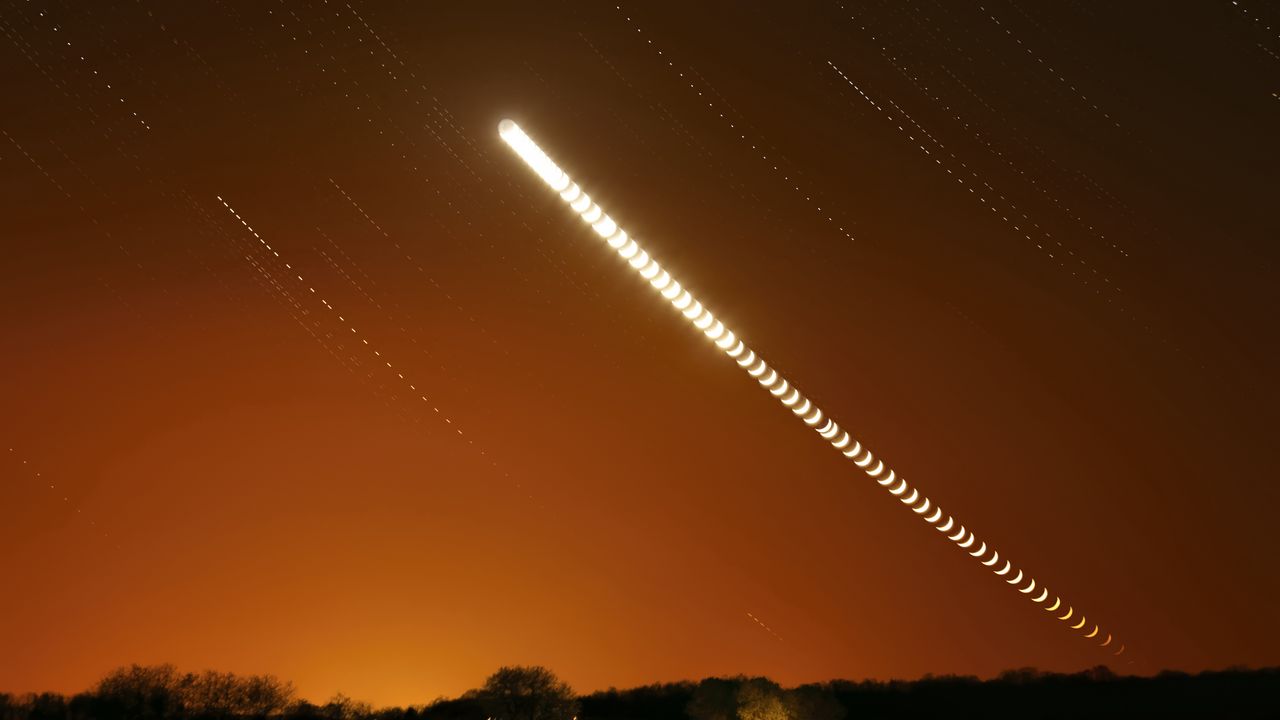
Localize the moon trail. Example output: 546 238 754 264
498 119 1122 654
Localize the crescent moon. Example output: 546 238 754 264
694 310 715 330
759 368 777 385
1113 644 1125 656
682 300 703 320
704 320 725 339
570 193 592 213
937 516 955 533
913 497 932 515
1045 597 1061 612
1099 633 1112 647
843 441 862 458
1084 625 1099 638
782 389 802 406
900 488 920 505
951 525 969 542
628 249 651 270
749 359 767 377
957 530 975 547
833 432 851 449
804 407 823 425
559 182 582 202
867 460 885 477
924 507 943 523
969 541 987 558
855 451 874 467
994 561 1012 576
982 550 1000 567
1057 606 1073 621
1019 579 1036 594
817 419 835 435
724 337 743 354
792 398 812 416
1006 570 1023 585
650 270 671 289
662 279 682 299
1032 588 1048 603
1071 615 1086 630
768 376 787 394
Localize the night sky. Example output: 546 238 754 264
2 0 1278 708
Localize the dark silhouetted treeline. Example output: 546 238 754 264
2 664 1277 720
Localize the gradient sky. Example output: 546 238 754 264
2 0 1278 708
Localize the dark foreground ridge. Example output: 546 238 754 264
3 664 1277 720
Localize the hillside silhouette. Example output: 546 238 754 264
2 664 1277 720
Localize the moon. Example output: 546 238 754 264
503 121 1126 660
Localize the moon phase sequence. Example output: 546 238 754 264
499 119 1122 656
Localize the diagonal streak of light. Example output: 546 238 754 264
498 118 1123 656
